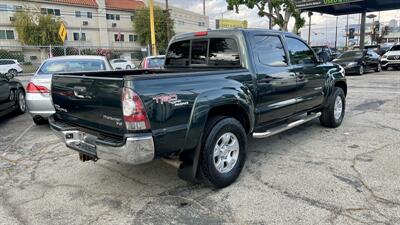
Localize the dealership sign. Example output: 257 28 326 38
295 0 364 9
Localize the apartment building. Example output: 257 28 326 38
0 0 209 61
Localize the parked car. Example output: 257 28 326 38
49 29 347 188
110 59 136 70
26 56 112 125
381 44 400 70
0 71 26 117
139 55 165 69
0 59 23 76
332 50 381 75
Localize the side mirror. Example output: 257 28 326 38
317 52 328 63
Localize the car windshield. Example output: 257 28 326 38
148 57 165 68
38 59 106 74
337 51 363 59
390 45 400 51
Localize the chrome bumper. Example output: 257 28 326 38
49 116 155 165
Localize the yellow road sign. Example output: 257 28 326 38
58 23 67 42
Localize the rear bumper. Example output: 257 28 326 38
26 93 55 118
49 116 155 165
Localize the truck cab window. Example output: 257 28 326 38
286 37 316 65
165 40 190 66
209 38 240 67
191 39 208 65
253 35 287 66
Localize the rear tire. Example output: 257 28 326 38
33 116 48 125
200 117 247 188
320 87 346 128
15 89 26 114
358 65 364 75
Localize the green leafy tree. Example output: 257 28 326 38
226 0 305 34
133 6 175 53
13 10 62 46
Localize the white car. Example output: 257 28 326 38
110 59 136 70
381 44 400 70
0 59 23 76
26 55 112 125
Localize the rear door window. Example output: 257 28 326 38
252 35 287 67
208 38 240 67
165 40 190 66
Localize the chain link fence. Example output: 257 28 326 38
0 45 148 75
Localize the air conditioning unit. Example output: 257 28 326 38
83 21 88 26
112 23 117 28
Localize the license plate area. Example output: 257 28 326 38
63 130 97 157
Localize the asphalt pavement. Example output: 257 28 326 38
0 70 399 225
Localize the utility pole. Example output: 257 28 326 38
345 14 349 49
203 0 205 16
307 11 313 45
360 11 366 48
149 0 157 56
334 16 338 49
165 0 170 44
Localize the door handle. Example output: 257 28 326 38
259 76 274 83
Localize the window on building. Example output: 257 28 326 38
87 12 92 18
75 11 81 17
41 8 60 16
106 14 110 20
285 37 316 65
191 39 208 65
134 35 138 42
41 8 47 14
73 32 79 41
47 8 54 15
114 34 124 42
54 9 60 16
208 38 240 67
0 30 15 40
116 15 120 20
81 33 86 41
129 35 134 42
165 40 190 66
252 35 287 67
130 16 134 21
110 14 115 20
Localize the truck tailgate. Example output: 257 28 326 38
52 75 125 137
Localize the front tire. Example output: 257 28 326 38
200 117 247 188
320 87 346 128
126 65 131 69
375 63 382 72
15 89 26 114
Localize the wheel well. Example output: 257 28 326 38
334 81 347 96
207 104 250 134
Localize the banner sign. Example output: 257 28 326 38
295 0 364 9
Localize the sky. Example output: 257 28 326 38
155 0 400 47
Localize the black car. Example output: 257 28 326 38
0 72 26 117
333 50 381 75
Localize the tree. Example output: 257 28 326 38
13 10 62 46
133 6 175 53
226 0 305 34
13 10 63 60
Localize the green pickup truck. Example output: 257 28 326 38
50 29 347 188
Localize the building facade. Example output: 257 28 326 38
0 0 209 62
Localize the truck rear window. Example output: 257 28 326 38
165 38 240 67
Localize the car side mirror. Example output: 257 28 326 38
317 52 328 63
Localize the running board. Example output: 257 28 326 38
252 112 321 139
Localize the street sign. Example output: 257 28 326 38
295 0 364 9
58 23 67 42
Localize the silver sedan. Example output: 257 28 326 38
26 55 112 125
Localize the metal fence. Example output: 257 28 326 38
0 45 148 75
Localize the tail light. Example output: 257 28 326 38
194 31 208 36
122 87 150 130
26 82 50 94
143 59 149 69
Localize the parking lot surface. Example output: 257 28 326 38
0 71 399 225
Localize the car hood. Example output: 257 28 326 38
384 50 400 56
